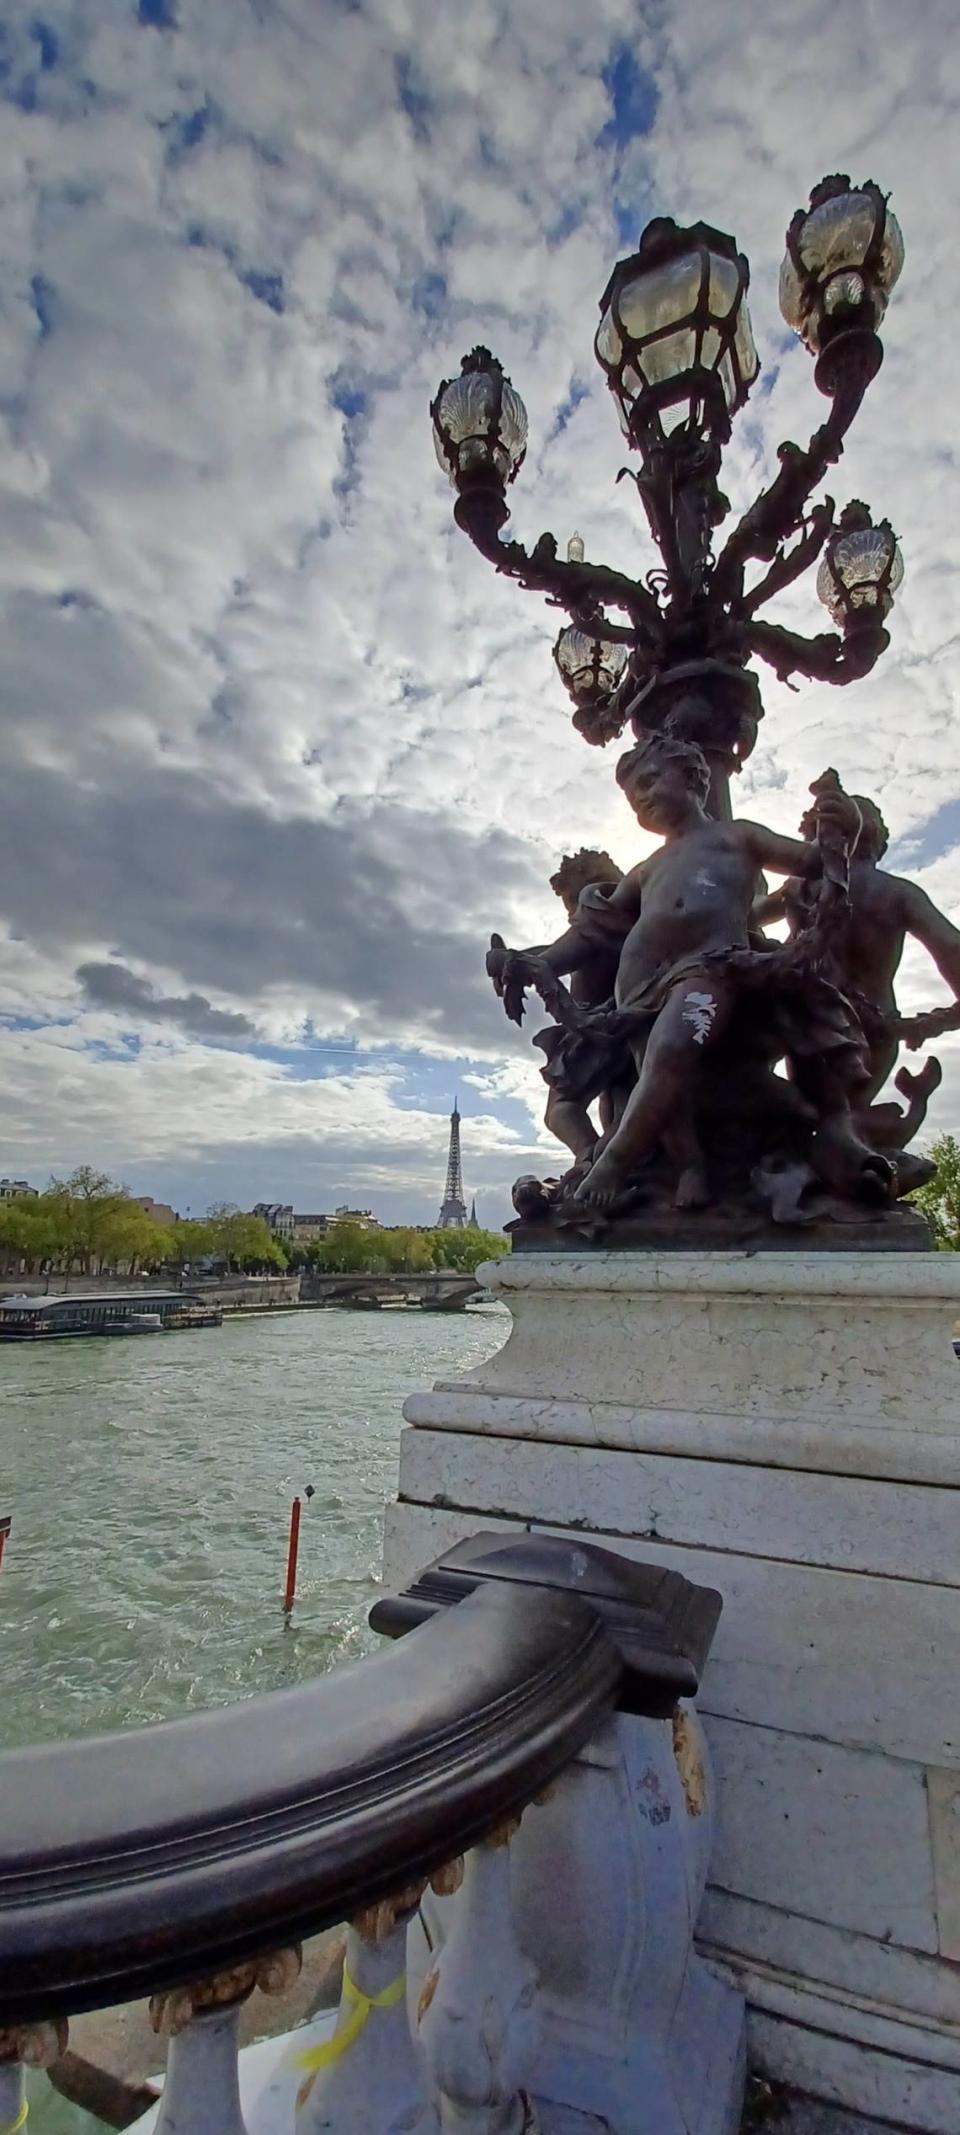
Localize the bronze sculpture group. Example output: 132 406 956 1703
431 177 959 1242
487 721 960 1237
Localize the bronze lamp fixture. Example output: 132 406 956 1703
431 174 905 816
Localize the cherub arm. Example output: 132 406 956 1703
488 868 643 1024
539 865 644 975
739 783 861 880
751 883 790 927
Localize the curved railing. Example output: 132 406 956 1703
0 1533 730 2135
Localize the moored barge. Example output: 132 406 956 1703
0 1291 223 1340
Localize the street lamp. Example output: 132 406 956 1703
816 501 903 631
594 216 758 445
432 175 905 816
779 176 904 378
431 348 528 533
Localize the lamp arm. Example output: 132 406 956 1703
745 615 889 686
713 344 876 601
453 484 665 645
741 500 835 617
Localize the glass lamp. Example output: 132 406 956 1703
553 622 629 709
780 176 904 356
594 216 759 444
431 348 528 491
816 502 903 630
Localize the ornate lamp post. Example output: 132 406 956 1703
431 175 904 818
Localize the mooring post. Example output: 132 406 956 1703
283 1496 301 1614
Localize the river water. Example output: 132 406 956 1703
1 1304 507 1752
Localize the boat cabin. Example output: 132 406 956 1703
0 1291 206 1339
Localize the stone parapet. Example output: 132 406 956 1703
390 1249 960 2132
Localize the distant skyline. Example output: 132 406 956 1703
3 1098 488 1229
0 0 958 1226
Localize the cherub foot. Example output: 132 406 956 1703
674 1164 708 1211
573 1150 625 1208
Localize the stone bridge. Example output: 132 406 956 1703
300 1271 484 1312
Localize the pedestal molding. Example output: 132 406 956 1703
478 1250 960 1303
403 1388 960 1488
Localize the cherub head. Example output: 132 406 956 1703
616 729 711 834
549 847 623 920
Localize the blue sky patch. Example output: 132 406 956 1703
138 0 178 27
331 373 368 420
893 797 960 872
241 269 285 314
412 271 447 320
545 377 590 446
32 20 58 69
164 100 212 157
30 275 58 339
599 45 660 148
395 54 430 142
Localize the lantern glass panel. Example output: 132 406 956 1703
800 191 903 282
824 270 865 316
498 379 528 464
708 252 740 314
614 249 704 345
642 327 696 387
733 304 759 386
595 309 621 367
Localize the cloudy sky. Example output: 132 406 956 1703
0 0 958 1227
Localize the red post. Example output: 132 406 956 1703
0 1518 10 1572
283 1496 301 1613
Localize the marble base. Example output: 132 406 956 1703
388 1250 960 2133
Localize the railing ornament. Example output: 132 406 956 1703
418 1819 541 2135
148 1950 302 2135
0 2022 68 2135
296 1889 438 2133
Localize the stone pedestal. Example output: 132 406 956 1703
385 1252 960 2134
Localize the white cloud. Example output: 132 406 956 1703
0 0 957 1217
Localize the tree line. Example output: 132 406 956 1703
0 1169 286 1278
0 1168 504 1280
286 1221 505 1276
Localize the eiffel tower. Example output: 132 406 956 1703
437 1099 468 1228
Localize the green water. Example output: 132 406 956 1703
1 1305 507 1750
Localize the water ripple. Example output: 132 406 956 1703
2 1306 506 1748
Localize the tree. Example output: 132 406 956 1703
429 1227 506 1273
0 1198 70 1276
307 1222 386 1275
165 1218 217 1271
97 1203 170 1276
46 1167 132 1274
912 1134 960 1250
380 1227 436 1275
206 1205 287 1271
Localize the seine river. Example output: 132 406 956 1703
1 1305 507 1752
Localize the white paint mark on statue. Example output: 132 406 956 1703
683 991 716 1045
